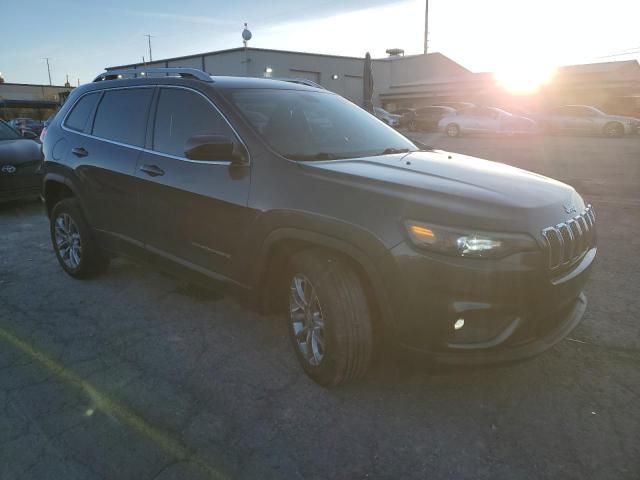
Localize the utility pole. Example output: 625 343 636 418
44 57 52 85
423 0 429 54
145 34 153 62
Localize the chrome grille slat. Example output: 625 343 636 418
570 219 583 254
541 205 596 271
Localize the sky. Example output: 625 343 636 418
1 0 639 86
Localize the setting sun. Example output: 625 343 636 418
494 63 557 95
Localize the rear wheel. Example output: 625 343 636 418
286 250 373 386
603 122 624 138
50 198 109 278
446 123 461 137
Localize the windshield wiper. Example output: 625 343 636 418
373 147 412 156
411 140 435 151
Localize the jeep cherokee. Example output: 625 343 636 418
42 68 597 386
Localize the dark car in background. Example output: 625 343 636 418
406 105 456 131
42 68 596 386
537 105 639 137
390 107 415 128
0 120 44 202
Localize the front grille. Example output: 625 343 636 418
541 205 596 271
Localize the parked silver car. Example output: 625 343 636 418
374 107 401 127
538 105 639 137
438 106 537 137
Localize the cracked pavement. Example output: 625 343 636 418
1 134 639 479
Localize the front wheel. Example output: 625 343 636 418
603 122 624 138
50 198 109 278
446 123 461 137
286 250 373 386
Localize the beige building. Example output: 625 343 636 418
0 82 73 120
379 59 640 112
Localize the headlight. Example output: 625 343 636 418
405 220 538 258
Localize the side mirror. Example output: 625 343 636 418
184 135 247 164
22 129 38 140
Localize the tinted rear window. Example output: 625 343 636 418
92 88 153 146
64 92 100 132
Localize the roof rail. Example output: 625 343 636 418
93 67 213 83
272 77 325 89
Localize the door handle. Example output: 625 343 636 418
139 164 165 177
71 147 88 157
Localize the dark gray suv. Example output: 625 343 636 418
42 68 597 386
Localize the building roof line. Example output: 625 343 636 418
0 82 72 88
105 46 462 71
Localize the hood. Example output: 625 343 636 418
303 150 584 233
606 114 639 122
0 138 42 165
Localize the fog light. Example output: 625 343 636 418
454 318 465 330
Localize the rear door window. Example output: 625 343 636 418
64 92 100 132
92 88 154 146
152 88 235 157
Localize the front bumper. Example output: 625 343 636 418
383 241 595 364
407 292 586 365
625 123 640 135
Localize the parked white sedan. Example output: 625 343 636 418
438 106 537 137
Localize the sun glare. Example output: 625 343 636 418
494 63 557 95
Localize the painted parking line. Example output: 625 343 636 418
0 325 226 480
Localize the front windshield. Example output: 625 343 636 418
0 121 21 140
230 89 417 160
585 106 605 115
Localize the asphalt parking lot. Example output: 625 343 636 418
1 133 639 479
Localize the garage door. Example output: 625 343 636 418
344 75 363 105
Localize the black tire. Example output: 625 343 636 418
603 122 624 138
50 198 109 278
286 250 373 386
445 123 461 137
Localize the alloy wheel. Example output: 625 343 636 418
54 213 82 269
289 274 326 366
605 123 622 137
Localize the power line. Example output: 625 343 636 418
597 50 640 59
597 46 640 59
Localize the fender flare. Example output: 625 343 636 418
43 172 76 192
42 172 86 218
251 225 397 332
